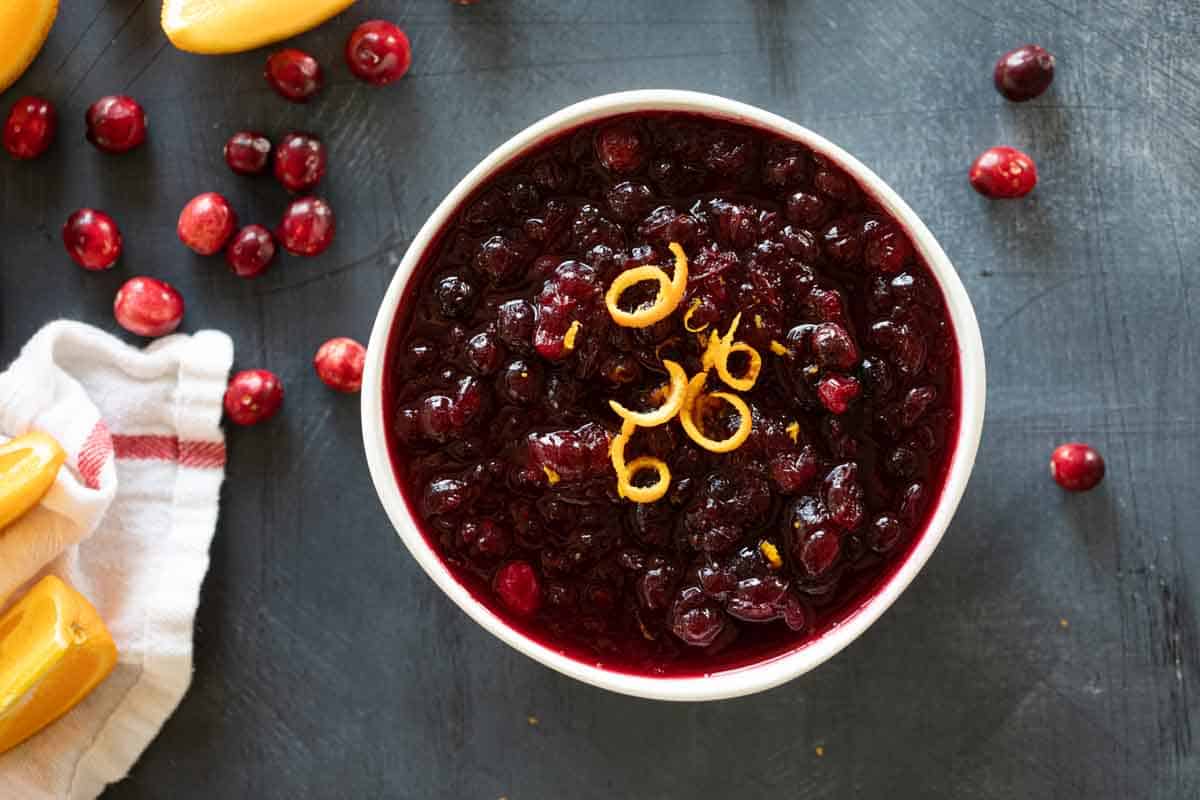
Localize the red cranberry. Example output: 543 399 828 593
817 374 861 415
969 146 1037 198
864 225 913 273
670 586 726 647
796 528 840 577
595 121 645 174
824 462 865 529
345 20 412 85
113 277 184 337
500 359 543 405
273 132 327 192
4 96 56 160
493 561 542 615
264 49 323 102
1050 443 1105 492
85 95 146 154
224 369 284 426
177 192 238 255
225 225 276 278
224 131 271 175
278 197 336 256
63 208 122 271
786 191 828 227
313 337 366 393
870 514 905 553
994 45 1055 102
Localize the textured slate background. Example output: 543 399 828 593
1 1 1197 797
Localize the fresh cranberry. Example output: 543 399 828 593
265 49 323 102
177 192 237 255
272 132 327 192
969 146 1037 198
994 45 1055 102
595 121 645 174
225 225 276 278
345 20 413 85
63 209 122 270
1050 443 1105 492
278 197 336 256
113 277 184 337
313 337 366 393
817 374 861 414
223 369 284 425
224 131 271 175
493 561 542 615
4 96 56 160
85 95 146 153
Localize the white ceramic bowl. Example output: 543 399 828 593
362 90 985 702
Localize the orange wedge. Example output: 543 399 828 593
0 432 65 532
0 0 58 95
162 0 358 55
0 576 118 754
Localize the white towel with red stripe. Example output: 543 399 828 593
0 320 233 799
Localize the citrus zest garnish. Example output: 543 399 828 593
759 540 782 569
608 360 687 428
785 421 800 443
702 314 761 392
542 465 561 485
683 298 709 333
679 372 753 453
604 242 689 328
562 320 582 352
610 420 670 503
754 314 764 329
770 340 790 356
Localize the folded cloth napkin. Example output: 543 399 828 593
0 320 232 799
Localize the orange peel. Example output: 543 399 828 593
610 420 670 503
702 315 762 392
679 372 753 453
682 299 709 333
608 359 687 428
605 242 688 328
562 320 582 352
759 540 782 569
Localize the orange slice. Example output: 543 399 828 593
0 0 57 95
162 0 357 55
0 576 118 754
0 432 66 532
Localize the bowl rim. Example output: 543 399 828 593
361 89 986 702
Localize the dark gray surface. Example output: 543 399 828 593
1 0 1197 797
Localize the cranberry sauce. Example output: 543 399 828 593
384 112 960 676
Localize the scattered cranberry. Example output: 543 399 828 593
224 369 284 426
265 49 323 102
1050 443 1105 492
595 121 645 174
224 131 271 175
313 337 366 393
63 209 122 271
273 132 326 192
493 561 542 615
177 192 238 255
4 96 56 160
113 277 184 337
969 146 1037 198
85 95 146 154
346 20 412 85
225 225 276 278
994 45 1055 102
279 197 335 256
817 374 861 414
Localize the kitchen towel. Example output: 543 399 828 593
0 320 232 799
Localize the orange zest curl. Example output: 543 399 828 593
609 360 687 428
610 420 670 503
605 242 689 328
679 372 753 453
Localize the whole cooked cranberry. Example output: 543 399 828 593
273 132 327 192
113 277 184 337
500 359 543 405
605 181 654 223
813 168 856 204
527 423 610 481
223 369 284 425
595 121 645 174
817 374 861 415
279 197 336 256
493 561 542 615
533 260 601 360
177 192 238 255
670 586 726 647
345 20 412 85
870 514 905 553
796 527 841 578
224 131 271 175
821 217 863 265
226 225 277 278
994 45 1055 102
824 462 865 529
1050 442 1105 491
969 146 1037 198
864 225 913 273
86 95 147 154
770 447 819 494
63 209 122 270
474 235 531 283
496 299 536 351
4 96 56 160
461 519 509 560
265 49 323 102
465 331 504 375
314 337 366 393
786 191 828 227
433 273 478 319
812 322 858 370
